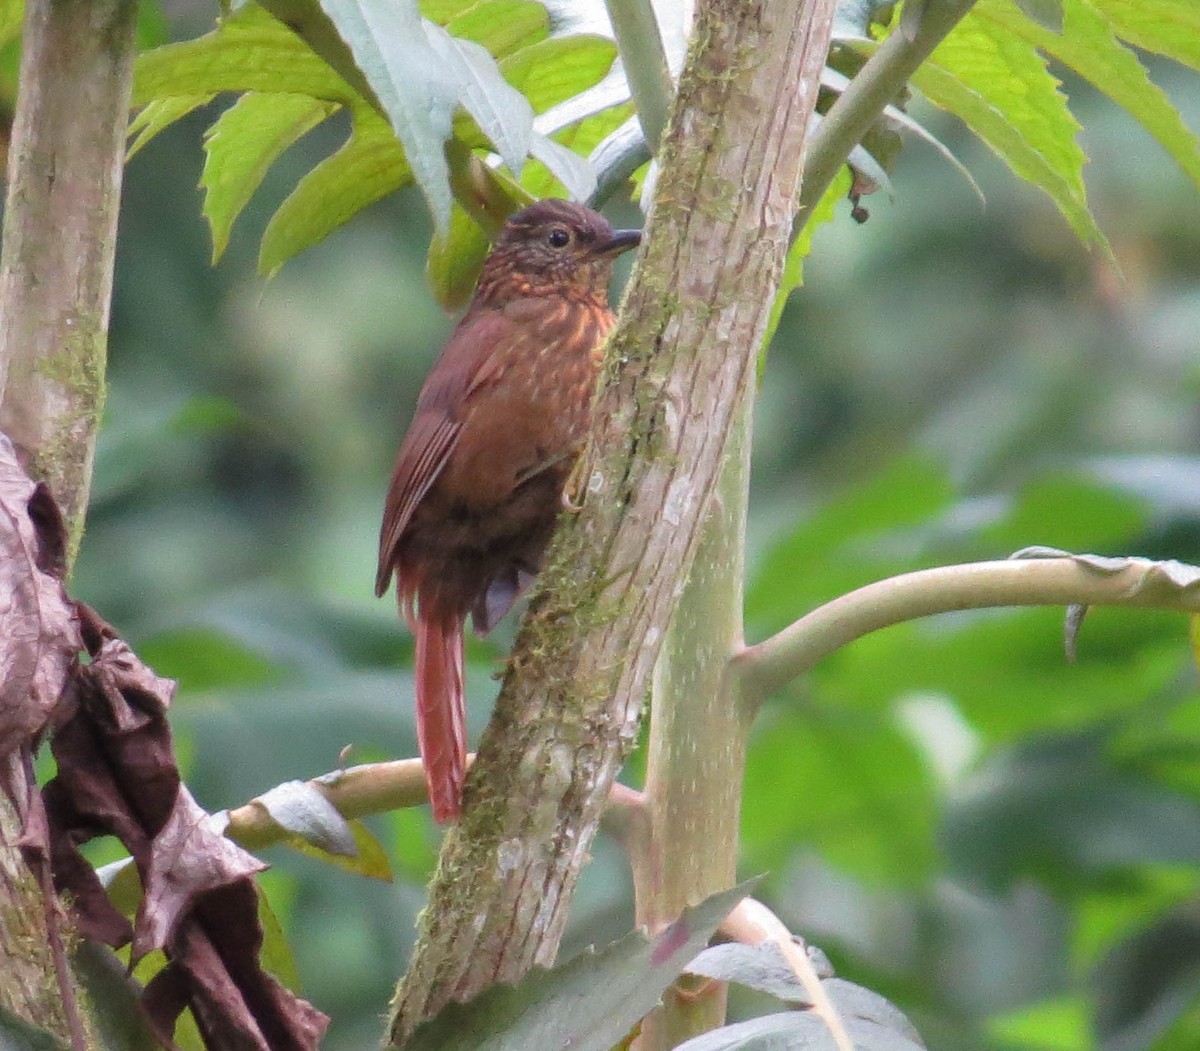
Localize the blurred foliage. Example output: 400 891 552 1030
0 0 1183 1045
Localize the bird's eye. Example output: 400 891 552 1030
546 227 571 248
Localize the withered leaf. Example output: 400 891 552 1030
42 608 328 1048
0 436 81 758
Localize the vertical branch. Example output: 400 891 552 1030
0 0 138 563
633 381 754 1048
0 0 137 1041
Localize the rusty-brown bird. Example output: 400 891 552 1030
376 199 640 822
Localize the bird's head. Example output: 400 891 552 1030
479 199 641 302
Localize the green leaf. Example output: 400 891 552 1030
982 0 1200 191
528 131 597 200
202 92 339 261
911 6 1108 248
747 456 955 629
1092 0 1200 71
424 22 534 176
256 882 303 990
498 35 618 115
986 996 1093 1050
259 107 410 275
741 704 938 884
252 778 395 879
427 201 491 310
764 166 852 353
317 0 457 230
137 626 286 690
128 95 214 159
0 1008 69 1051
0 0 23 47
133 5 356 105
406 882 758 1051
446 0 548 59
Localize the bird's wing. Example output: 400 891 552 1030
375 308 514 597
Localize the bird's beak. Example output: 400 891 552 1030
598 229 642 256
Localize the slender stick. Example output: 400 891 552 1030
735 556 1200 710
604 0 675 152
798 0 979 220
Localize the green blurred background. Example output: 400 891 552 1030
43 6 1200 1046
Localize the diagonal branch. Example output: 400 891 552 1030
386 0 838 1044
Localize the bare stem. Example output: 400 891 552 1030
604 0 675 152
798 0 979 220
735 556 1200 710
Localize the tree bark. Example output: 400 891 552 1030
0 0 137 1041
387 0 837 1043
0 0 136 561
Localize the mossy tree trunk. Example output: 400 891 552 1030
0 0 137 1039
387 0 837 1044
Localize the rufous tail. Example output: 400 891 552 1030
415 613 467 823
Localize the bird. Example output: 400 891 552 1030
376 199 641 823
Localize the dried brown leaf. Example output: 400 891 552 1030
0 435 80 757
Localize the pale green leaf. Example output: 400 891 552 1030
256 883 303 990
911 11 1107 248
317 0 457 230
983 0 1200 190
419 0 476 22
427 201 491 310
424 22 534 176
0 0 22 47
499 35 618 115
134 5 355 105
259 107 409 275
1092 0 1200 71
127 94 214 159
446 0 548 58
202 92 339 261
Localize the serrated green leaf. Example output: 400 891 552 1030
134 5 356 105
259 107 410 275
911 8 1108 248
406 881 758 1051
1092 0 1200 71
446 0 548 59
499 35 618 115
425 22 533 176
202 92 339 261
427 201 491 310
318 0 456 230
983 0 1200 191
127 95 214 159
